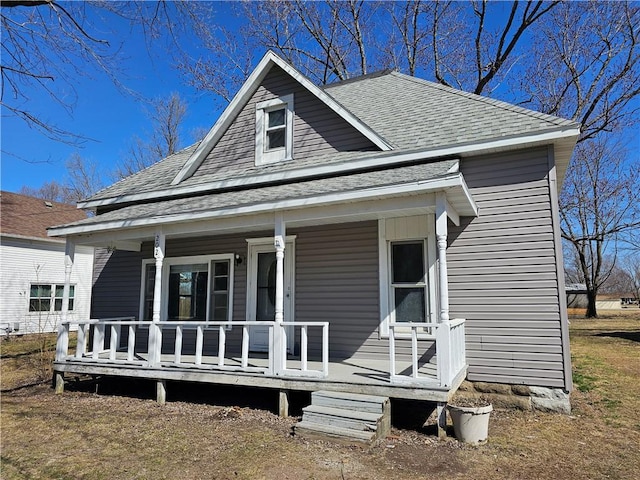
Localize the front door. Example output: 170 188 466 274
247 240 294 352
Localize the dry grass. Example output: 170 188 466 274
1 311 638 479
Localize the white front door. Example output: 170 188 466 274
247 240 294 352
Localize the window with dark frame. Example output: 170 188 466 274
29 284 75 312
265 107 286 151
390 241 427 323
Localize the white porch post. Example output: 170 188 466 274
55 239 75 394
274 212 285 373
152 230 165 323
61 240 75 323
436 193 449 322
149 230 165 365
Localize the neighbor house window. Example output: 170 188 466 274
140 255 234 322
29 284 75 312
255 94 293 165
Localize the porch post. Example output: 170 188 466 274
436 193 449 322
61 240 75 323
274 213 286 324
152 230 165 323
149 230 165 365
274 212 286 373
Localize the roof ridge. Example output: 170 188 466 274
322 69 396 89
387 71 578 128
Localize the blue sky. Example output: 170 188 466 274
1 4 227 193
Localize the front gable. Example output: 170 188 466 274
172 51 391 186
188 66 382 182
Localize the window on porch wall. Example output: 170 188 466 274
141 258 231 321
390 241 428 323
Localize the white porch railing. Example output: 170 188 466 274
389 318 466 388
56 319 329 379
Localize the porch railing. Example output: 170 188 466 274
56 319 329 379
388 318 466 388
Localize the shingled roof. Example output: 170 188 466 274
79 56 579 208
0 191 87 241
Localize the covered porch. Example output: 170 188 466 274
50 161 477 435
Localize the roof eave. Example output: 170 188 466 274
78 125 580 210
50 172 475 238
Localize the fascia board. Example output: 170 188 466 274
171 52 275 185
79 125 578 210
170 51 392 187
1 232 65 244
51 174 471 238
269 53 393 152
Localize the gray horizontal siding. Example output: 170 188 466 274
449 147 566 388
91 248 143 319
195 66 376 179
295 221 383 360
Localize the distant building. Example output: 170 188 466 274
0 191 94 334
566 283 588 309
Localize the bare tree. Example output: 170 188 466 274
427 0 559 95
623 256 640 303
19 180 70 204
560 137 640 317
520 1 640 143
113 92 188 180
65 152 104 202
1 0 200 149
18 152 104 203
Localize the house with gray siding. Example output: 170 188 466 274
49 51 579 434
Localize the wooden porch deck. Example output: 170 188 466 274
54 318 467 404
54 352 466 402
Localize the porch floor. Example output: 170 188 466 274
54 352 465 402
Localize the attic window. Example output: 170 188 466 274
255 94 293 166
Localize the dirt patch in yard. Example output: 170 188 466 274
2 311 639 479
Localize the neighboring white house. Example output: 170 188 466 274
0 191 94 335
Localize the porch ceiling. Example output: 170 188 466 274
49 159 477 248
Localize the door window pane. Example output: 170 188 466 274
168 264 208 320
210 260 231 321
256 252 276 321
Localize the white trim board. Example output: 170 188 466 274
78 126 578 210
51 174 477 238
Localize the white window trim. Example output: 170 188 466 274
255 94 294 166
378 216 437 338
139 254 235 323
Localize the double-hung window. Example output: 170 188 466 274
140 255 233 322
255 94 293 165
29 284 75 312
390 242 427 323
379 216 437 336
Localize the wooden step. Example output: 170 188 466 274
302 405 381 432
311 390 390 414
295 390 391 444
295 420 377 443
